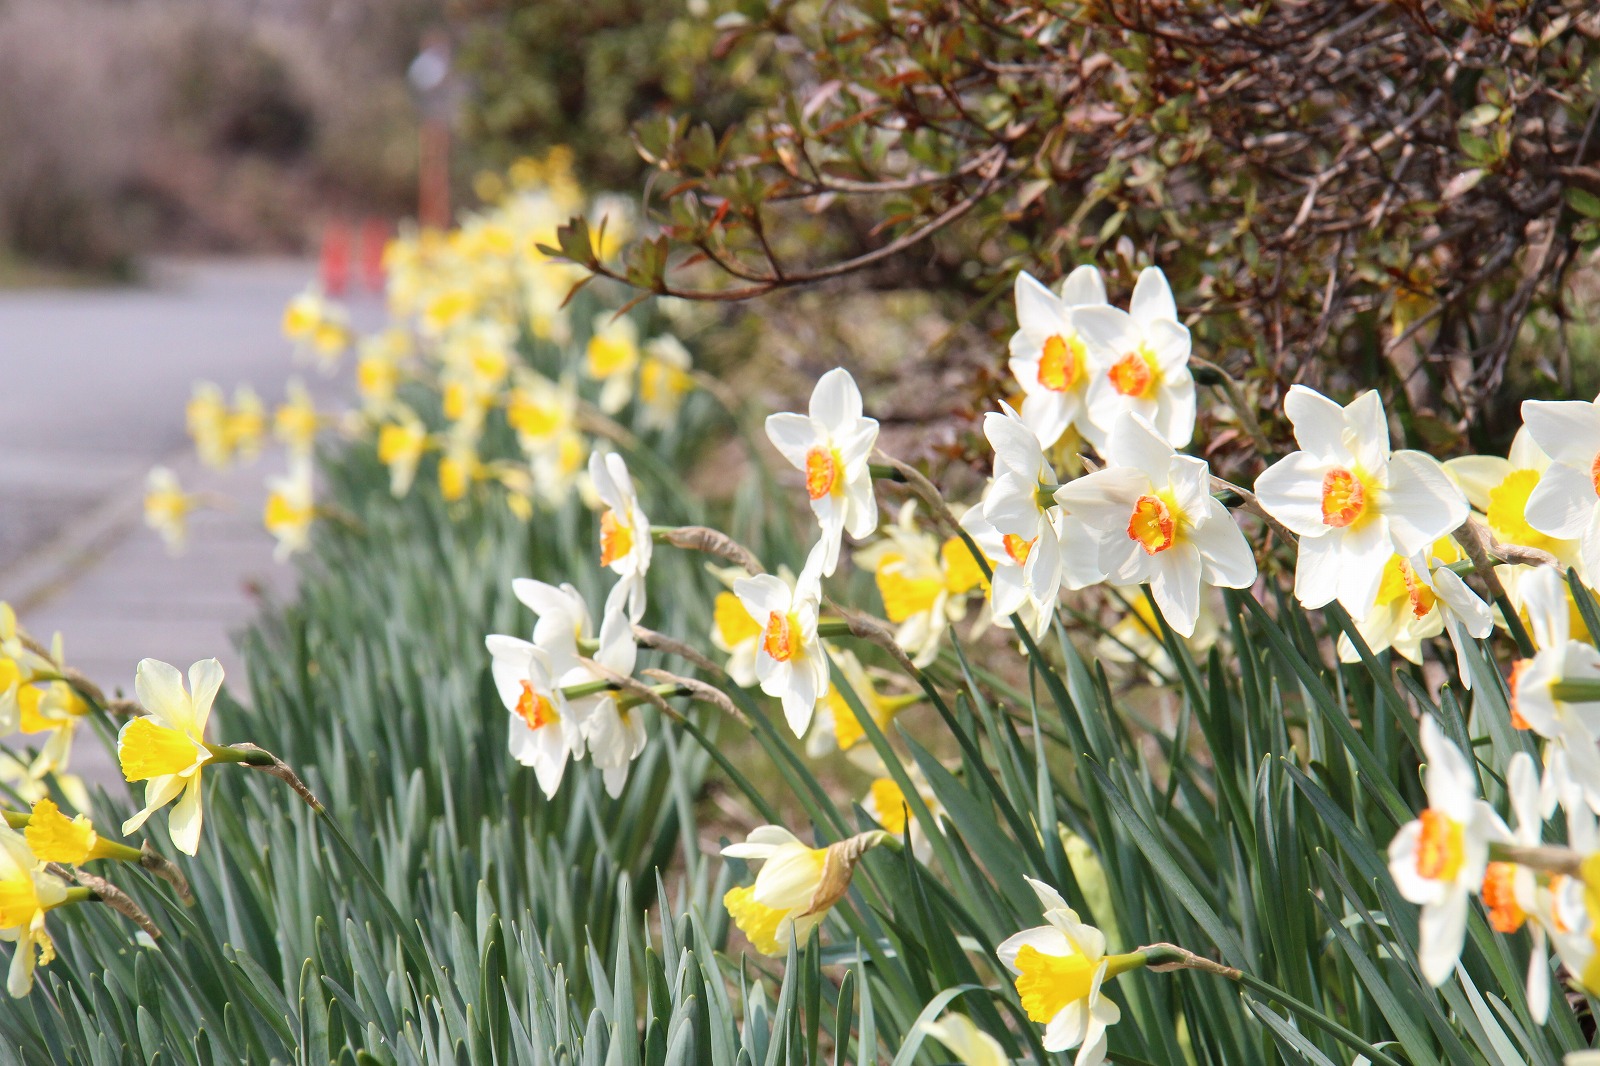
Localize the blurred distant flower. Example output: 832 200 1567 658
263 458 315 561
143 466 194 555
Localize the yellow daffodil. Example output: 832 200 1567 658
187 381 232 469
143 466 194 555
22 799 107 865
1096 589 1219 678
999 877 1138 1063
0 825 70 996
854 501 987 666
117 658 223 856
585 313 640 413
263 458 315 561
722 826 884 956
806 646 918 755
376 410 429 498
274 378 320 458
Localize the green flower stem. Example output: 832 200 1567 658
817 619 856 638
62 887 94 906
1489 841 1582 876
88 839 145 864
561 678 616 700
866 463 908 483
1551 679 1600 702
1140 943 1403 1066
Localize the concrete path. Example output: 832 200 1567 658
0 258 381 787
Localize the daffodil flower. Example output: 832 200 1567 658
709 579 764 687
1055 413 1255 638
187 381 232 469
734 567 827 736
22 799 130 866
585 313 641 413
1506 568 1600 805
918 1013 1007 1066
1336 543 1491 680
638 335 695 431
117 658 224 856
1446 427 1578 566
959 505 1054 640
143 466 193 555
1009 266 1108 449
485 633 585 797
12 633 90 777
0 825 70 997
264 457 315 561
562 607 644 798
589 451 653 622
282 288 350 367
274 378 320 458
1387 716 1508 986
227 386 267 462
1254 386 1467 619
1519 397 1600 587
376 409 430 498
1076 266 1195 450
853 749 942 863
765 368 879 577
998 877 1136 1064
853 501 986 666
722 825 882 956
806 646 918 756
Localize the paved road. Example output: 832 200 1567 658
0 258 381 788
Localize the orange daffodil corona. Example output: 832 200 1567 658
733 566 827 737
1254 386 1468 619
590 451 653 623
765 368 880 577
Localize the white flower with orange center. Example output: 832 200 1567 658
1075 267 1195 450
1386 716 1508 986
1254 386 1467 619
997 877 1138 1063
1520 398 1600 586
485 633 585 797
853 501 987 666
765 368 880 577
1505 568 1600 807
588 451 653 622
116 658 224 856
1008 266 1107 449
959 505 1055 640
734 567 828 737
1054 414 1255 638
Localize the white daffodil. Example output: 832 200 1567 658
0 826 68 997
1387 716 1507 986
485 633 585 797
1480 753 1551 1021
117 658 223 856
853 501 987 667
1008 266 1108 449
1507 567 1600 807
984 405 1104 593
561 607 644 799
998 877 1134 1064
1521 397 1600 586
765 368 879 577
588 451 653 622
734 567 827 737
1254 386 1467 619
918 1012 1007 1066
1054 414 1255 638
960 505 1054 641
1076 266 1195 450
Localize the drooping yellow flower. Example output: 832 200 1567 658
854 501 984 666
722 826 884 956
0 825 70 996
377 413 429 498
807 646 919 755
23 800 96 865
118 658 223 856
143 466 194 555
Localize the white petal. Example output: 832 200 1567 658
810 367 864 432
1104 413 1174 483
734 574 791 619
1190 499 1257 588
1058 264 1107 307
1283 385 1354 463
1292 533 1342 610
187 658 224 735
1525 464 1596 541
135 658 190 726
1522 399 1600 469
1150 544 1201 638
1417 889 1469 987
995 924 1070 972
167 777 205 856
1385 452 1468 554
765 412 822 469
1128 266 1177 326
1442 455 1512 511
1014 271 1066 334
1254 451 1336 536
